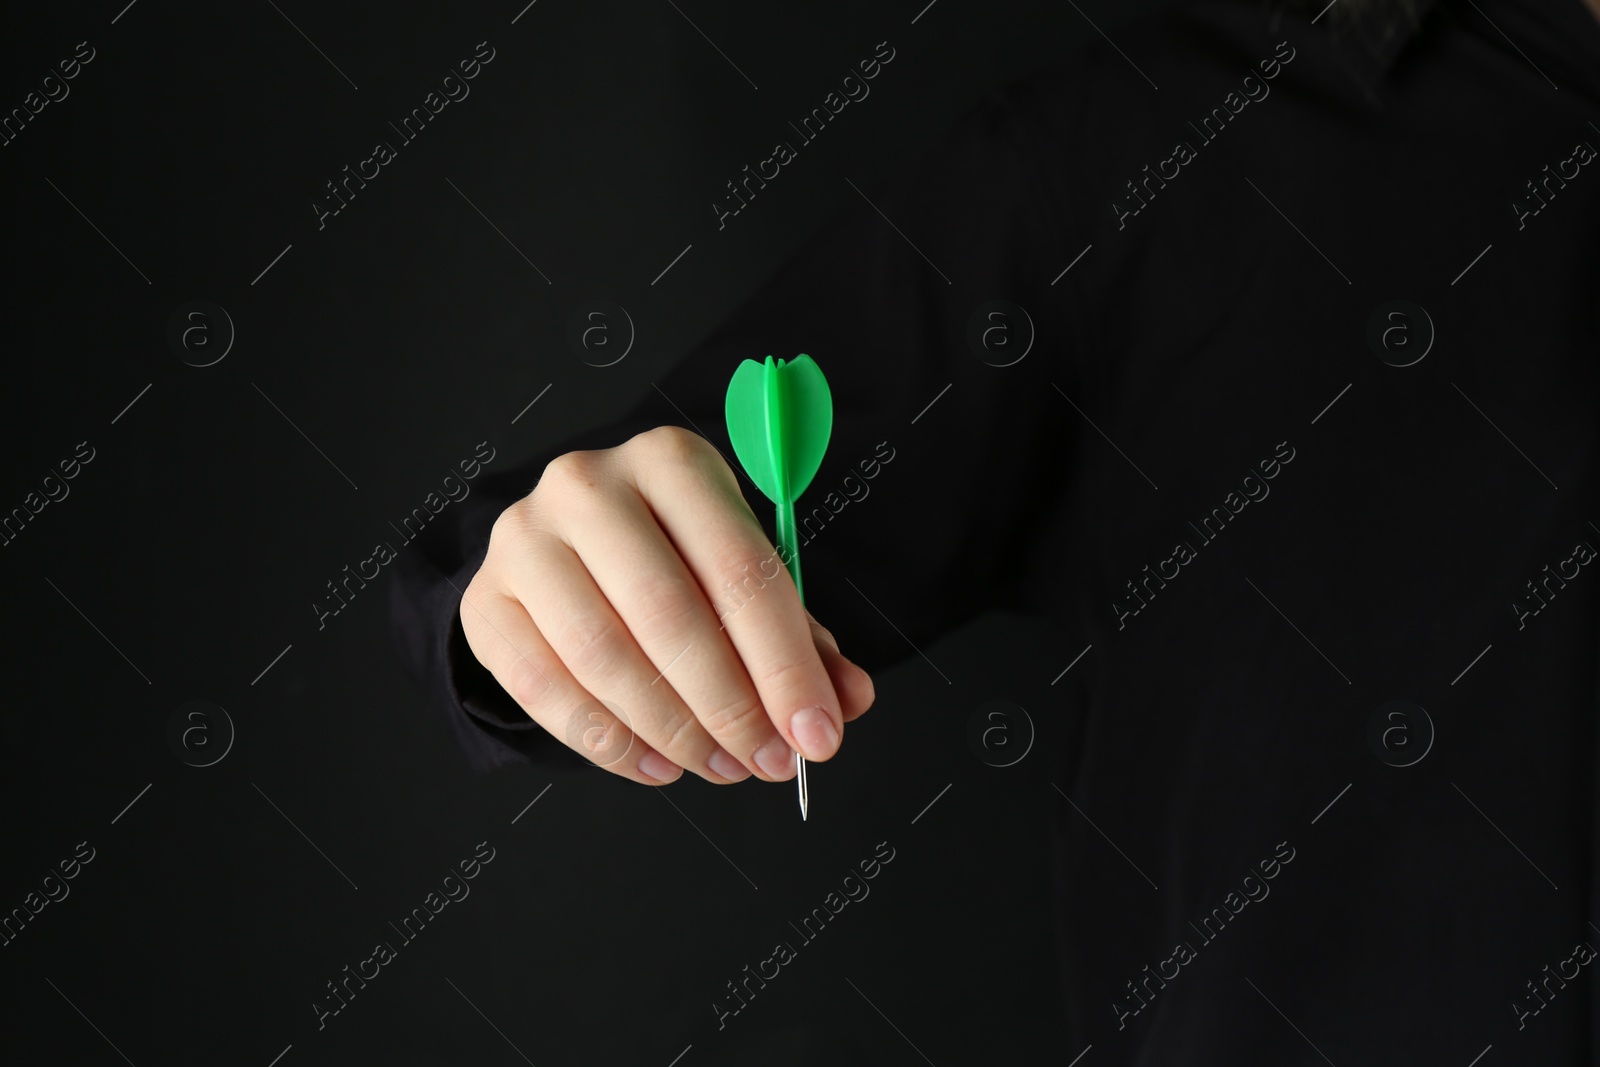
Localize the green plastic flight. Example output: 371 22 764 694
724 353 833 819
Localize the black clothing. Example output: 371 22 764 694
393 0 1600 1060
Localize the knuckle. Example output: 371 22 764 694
629 572 700 644
556 611 622 678
700 692 768 738
505 654 552 713
536 450 604 503
633 424 705 463
754 653 822 701
486 498 535 556
656 709 707 762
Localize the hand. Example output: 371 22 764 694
459 425 875 785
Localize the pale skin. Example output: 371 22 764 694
460 426 876 786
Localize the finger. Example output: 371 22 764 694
504 522 771 785
528 442 802 780
805 612 874 724
627 427 846 763
457 573 689 785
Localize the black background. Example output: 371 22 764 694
0 1 1170 1063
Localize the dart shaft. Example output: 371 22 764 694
775 499 807 819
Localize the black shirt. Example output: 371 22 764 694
392 0 1600 1060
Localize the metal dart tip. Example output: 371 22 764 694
797 753 809 821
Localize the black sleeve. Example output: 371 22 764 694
389 72 1089 771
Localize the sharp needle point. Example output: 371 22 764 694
797 754 809 820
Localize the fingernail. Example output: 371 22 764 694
754 734 797 780
790 706 840 760
638 751 681 783
707 748 751 782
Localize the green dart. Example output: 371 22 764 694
724 353 834 821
